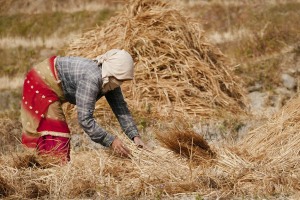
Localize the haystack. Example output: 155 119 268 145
67 0 247 117
0 142 213 199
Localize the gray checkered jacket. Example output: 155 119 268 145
55 56 139 147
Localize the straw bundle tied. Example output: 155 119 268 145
156 121 216 166
67 0 247 117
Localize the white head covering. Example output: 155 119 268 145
94 49 134 88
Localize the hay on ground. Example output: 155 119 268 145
211 95 300 196
0 175 15 198
0 118 22 153
2 99 300 199
0 143 212 199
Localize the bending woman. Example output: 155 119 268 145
21 49 146 163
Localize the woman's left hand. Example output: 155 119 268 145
133 136 149 150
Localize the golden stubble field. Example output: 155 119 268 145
1 0 300 199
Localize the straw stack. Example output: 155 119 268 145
67 0 247 117
152 96 300 197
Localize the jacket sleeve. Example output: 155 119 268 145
105 87 140 140
76 79 115 147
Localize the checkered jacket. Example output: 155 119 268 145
55 56 139 147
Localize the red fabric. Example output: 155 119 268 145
37 135 70 162
22 133 39 148
21 56 71 162
22 69 59 122
37 118 70 133
49 56 58 80
36 118 71 161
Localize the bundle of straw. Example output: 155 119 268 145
67 0 247 117
156 125 216 166
0 175 15 198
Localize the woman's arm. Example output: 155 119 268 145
105 87 140 140
76 79 115 147
105 87 149 150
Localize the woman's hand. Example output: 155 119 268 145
111 137 131 157
133 136 149 150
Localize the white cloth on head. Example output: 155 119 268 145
94 49 134 88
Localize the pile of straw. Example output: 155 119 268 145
67 0 246 117
149 95 300 197
211 96 300 196
1 96 300 199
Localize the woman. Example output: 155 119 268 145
21 49 146 163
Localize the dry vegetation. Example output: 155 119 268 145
194 0 300 90
1 0 300 199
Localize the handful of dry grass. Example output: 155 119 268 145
156 127 216 166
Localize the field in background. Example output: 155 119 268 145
1 0 300 199
1 0 300 88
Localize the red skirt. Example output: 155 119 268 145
21 56 70 162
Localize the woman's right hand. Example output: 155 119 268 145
111 137 131 157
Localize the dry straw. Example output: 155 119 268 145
67 0 247 117
156 119 216 166
212 96 300 196
0 117 22 153
1 96 300 199
0 141 211 199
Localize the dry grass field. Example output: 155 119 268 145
1 0 300 199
